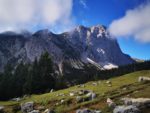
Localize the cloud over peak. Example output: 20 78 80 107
0 0 74 33
109 2 150 43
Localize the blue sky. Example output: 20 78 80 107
72 0 150 60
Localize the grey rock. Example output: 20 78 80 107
86 92 96 101
107 98 116 108
48 110 55 113
21 101 34 113
0 106 4 112
113 105 140 113
76 108 101 113
11 97 21 101
28 110 39 113
138 76 150 82
106 81 111 84
121 98 150 108
50 89 54 93
76 96 83 103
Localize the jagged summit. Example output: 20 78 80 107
0 24 135 73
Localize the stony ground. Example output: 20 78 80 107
0 70 150 113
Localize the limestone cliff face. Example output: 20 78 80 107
0 25 134 72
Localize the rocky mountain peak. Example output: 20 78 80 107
0 24 135 73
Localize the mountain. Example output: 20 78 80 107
0 25 134 74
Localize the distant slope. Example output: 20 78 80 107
0 70 149 113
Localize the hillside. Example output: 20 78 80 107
0 70 150 113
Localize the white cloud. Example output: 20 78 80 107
79 0 87 9
0 0 74 33
109 2 150 43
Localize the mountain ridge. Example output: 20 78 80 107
0 25 135 74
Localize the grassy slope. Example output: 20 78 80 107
0 70 150 113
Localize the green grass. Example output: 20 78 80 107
0 70 150 113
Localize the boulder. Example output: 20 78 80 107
86 92 96 101
60 99 65 104
106 81 111 84
44 109 49 113
44 109 55 113
107 98 116 108
21 101 34 113
69 92 75 96
0 106 4 112
11 97 21 102
138 76 150 82
113 105 140 113
76 96 83 103
50 89 54 93
121 98 150 108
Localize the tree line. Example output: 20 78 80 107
0 52 56 100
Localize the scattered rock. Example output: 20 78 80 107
81 84 85 88
108 84 112 87
78 90 84 95
91 93 96 100
83 90 92 94
122 87 127 91
76 96 83 103
86 92 96 101
36 106 45 111
107 98 116 108
94 110 102 113
55 103 59 106
76 108 101 113
69 92 75 96
77 84 85 88
60 99 65 104
57 93 65 97
78 90 91 95
28 110 39 113
121 98 150 108
106 81 111 84
48 110 55 113
11 97 21 102
0 106 4 112
21 101 34 113
44 109 49 113
133 91 139 93
44 109 55 113
113 105 140 113
92 82 97 86
138 76 150 82
50 89 54 93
